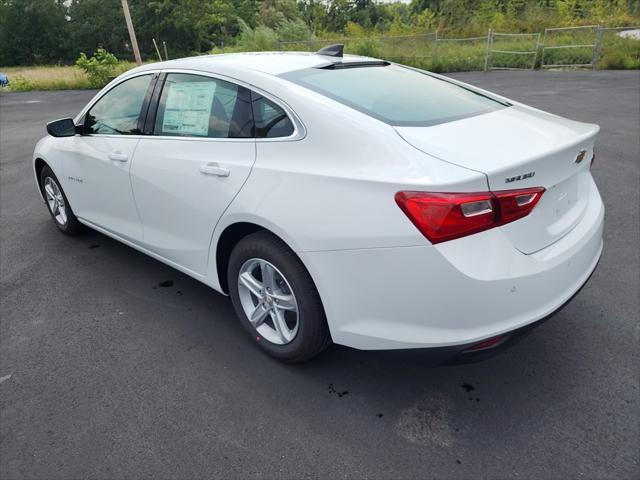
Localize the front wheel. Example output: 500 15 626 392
228 231 331 363
40 165 83 235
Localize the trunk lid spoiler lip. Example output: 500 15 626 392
393 105 600 187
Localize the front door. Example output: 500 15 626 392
63 74 154 242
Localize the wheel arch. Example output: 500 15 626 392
215 222 266 294
212 218 311 296
34 157 48 199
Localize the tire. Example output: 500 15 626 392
39 165 83 235
228 231 331 363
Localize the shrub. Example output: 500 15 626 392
235 21 277 51
75 48 120 88
350 37 382 57
7 75 36 92
276 18 314 42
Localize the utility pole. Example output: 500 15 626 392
121 0 142 65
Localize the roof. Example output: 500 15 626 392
133 51 379 76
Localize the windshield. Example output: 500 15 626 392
280 64 508 127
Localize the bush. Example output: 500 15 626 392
235 21 277 51
75 48 120 88
7 75 36 92
350 37 382 57
276 18 314 42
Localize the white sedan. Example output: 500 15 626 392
33 46 604 363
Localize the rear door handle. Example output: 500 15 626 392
108 152 129 162
199 163 230 177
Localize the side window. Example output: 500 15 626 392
153 73 253 138
85 75 152 135
252 95 294 138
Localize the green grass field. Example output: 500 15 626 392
0 63 137 92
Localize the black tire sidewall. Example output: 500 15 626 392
228 232 330 362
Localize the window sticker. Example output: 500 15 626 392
162 81 215 136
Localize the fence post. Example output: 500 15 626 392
432 30 439 66
532 32 541 70
276 38 282 51
592 25 603 70
484 28 493 72
540 28 549 68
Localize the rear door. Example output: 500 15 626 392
63 73 155 241
130 72 255 274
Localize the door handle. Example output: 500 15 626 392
199 163 230 177
108 152 129 162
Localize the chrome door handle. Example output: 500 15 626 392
199 163 230 177
108 152 129 162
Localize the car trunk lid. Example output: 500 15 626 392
395 105 599 254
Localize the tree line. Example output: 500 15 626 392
1 0 638 66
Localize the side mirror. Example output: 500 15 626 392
46 118 79 137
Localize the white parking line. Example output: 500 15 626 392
0 374 12 384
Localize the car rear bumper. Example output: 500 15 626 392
302 176 604 351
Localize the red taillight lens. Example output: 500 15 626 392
494 187 545 224
395 192 496 244
395 187 545 244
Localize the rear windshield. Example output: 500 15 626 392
280 64 508 127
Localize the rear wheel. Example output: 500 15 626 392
40 165 83 235
228 231 331 363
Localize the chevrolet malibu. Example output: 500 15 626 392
33 46 603 363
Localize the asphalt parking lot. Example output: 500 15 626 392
1 70 639 479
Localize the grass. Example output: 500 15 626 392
0 63 136 92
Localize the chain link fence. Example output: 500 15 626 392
277 25 640 72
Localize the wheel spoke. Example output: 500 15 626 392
271 292 296 311
58 206 67 224
239 271 263 299
271 307 292 343
260 261 276 290
44 184 55 201
250 302 270 327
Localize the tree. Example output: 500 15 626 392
67 0 130 61
0 0 69 65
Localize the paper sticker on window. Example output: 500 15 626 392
162 81 215 136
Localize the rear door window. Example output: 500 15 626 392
153 73 253 138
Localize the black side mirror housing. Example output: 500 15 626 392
46 118 80 137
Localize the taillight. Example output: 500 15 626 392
395 187 544 244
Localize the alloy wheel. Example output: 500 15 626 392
43 177 68 226
237 258 299 345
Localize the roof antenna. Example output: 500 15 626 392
316 44 344 58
